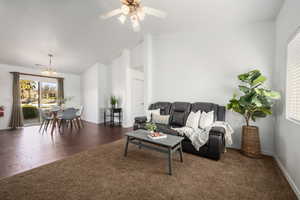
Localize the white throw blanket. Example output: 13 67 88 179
172 121 234 151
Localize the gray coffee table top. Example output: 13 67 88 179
126 129 184 147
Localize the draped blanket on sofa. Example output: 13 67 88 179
173 121 234 151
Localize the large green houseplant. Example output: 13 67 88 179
227 70 280 157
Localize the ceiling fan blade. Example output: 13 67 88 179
144 7 167 18
100 9 122 20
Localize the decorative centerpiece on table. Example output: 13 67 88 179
57 97 73 109
110 96 118 109
145 122 167 139
145 122 157 133
227 70 280 158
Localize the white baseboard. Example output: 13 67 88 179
261 150 274 157
228 146 274 156
275 156 300 199
82 119 103 125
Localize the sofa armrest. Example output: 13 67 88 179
207 127 226 160
134 116 147 123
134 116 147 130
210 126 225 136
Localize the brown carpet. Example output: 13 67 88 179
0 139 297 200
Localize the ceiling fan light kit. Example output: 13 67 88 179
118 15 127 24
100 0 166 32
121 5 130 15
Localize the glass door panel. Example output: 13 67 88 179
20 80 39 125
20 79 58 126
40 82 58 108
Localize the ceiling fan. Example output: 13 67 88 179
100 0 167 32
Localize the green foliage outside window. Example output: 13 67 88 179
22 105 39 119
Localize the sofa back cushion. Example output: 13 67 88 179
169 102 191 127
191 102 225 121
148 102 172 115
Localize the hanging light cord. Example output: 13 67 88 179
48 54 53 71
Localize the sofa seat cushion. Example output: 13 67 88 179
155 123 180 136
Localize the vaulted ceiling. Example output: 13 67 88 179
0 0 284 74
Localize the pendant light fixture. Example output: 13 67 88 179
41 54 57 76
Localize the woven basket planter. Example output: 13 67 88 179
241 126 261 158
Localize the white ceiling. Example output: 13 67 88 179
0 0 284 74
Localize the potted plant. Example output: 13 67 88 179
145 122 157 133
57 97 73 108
227 70 280 158
110 96 118 109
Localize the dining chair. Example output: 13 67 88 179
50 105 62 115
75 105 84 128
39 109 53 132
58 108 79 132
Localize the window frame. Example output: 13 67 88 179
286 27 300 125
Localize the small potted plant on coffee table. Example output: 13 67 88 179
227 70 280 158
145 122 157 133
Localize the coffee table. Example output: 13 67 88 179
124 129 184 175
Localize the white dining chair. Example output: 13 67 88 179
58 108 79 132
75 105 84 128
39 109 53 132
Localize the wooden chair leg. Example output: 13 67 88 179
43 121 47 132
76 118 81 128
44 120 49 132
39 120 45 132
72 119 77 129
75 119 79 129
59 119 62 129
80 118 84 127
70 120 73 132
62 120 66 133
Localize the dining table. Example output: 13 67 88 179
48 106 81 134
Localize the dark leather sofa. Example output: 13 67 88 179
134 102 226 160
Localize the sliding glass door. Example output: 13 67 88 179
20 80 40 125
20 79 58 125
40 82 58 108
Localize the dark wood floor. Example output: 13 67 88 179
0 122 131 179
